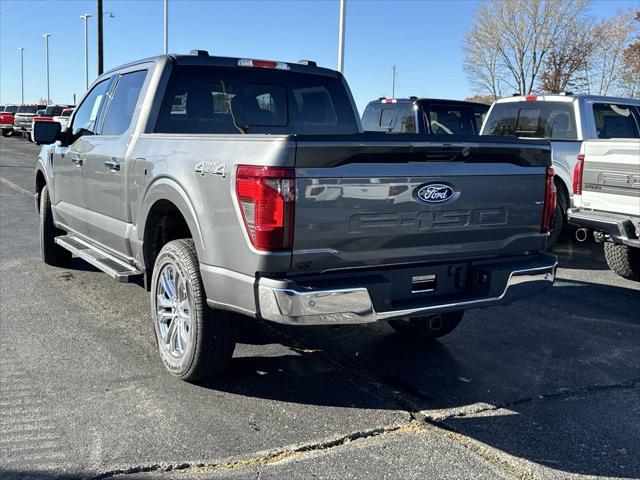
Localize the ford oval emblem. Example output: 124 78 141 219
416 183 457 204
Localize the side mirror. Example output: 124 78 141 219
33 121 62 145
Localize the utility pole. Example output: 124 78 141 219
337 0 346 73
391 65 396 99
80 14 92 90
97 0 104 75
43 34 51 105
19 48 24 104
163 0 169 54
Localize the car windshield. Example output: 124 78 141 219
155 65 359 135
44 106 64 116
17 105 38 114
62 109 73 117
484 101 577 140
4 105 18 113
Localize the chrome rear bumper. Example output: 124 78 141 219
258 256 557 325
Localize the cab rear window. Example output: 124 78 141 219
155 65 358 135
362 104 416 133
484 102 577 140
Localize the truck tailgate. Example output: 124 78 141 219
581 139 640 217
291 137 550 272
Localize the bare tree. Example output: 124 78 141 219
464 0 590 96
539 19 597 93
586 8 636 95
619 11 640 97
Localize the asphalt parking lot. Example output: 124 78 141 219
1 135 639 480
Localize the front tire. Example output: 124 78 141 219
39 185 71 266
150 239 237 381
604 242 640 281
388 311 464 341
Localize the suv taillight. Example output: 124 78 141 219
541 167 557 233
235 165 295 251
573 153 584 195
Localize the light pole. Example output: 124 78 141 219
80 14 92 91
163 0 168 54
337 0 346 73
18 48 24 104
43 34 51 105
103 11 114 66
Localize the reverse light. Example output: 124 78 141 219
541 167 557 234
235 165 295 251
237 58 290 70
573 154 584 195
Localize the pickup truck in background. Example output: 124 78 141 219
362 97 488 134
33 51 557 381
13 104 47 137
31 105 73 141
0 104 19 136
569 139 640 280
481 94 640 246
52 107 74 131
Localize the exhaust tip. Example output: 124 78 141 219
575 228 589 243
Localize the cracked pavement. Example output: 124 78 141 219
1 136 639 480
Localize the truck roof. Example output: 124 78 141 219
367 97 490 108
102 52 340 79
496 94 640 105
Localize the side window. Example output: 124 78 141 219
70 78 112 141
380 108 397 130
593 103 640 139
101 70 147 136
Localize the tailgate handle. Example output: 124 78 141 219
412 274 437 293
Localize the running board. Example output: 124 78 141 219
55 235 143 283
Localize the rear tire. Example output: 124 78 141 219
150 239 237 381
39 185 71 266
547 194 565 249
604 242 640 281
389 311 464 341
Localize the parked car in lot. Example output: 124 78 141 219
52 107 74 131
569 139 640 280
362 98 489 134
31 105 73 141
0 104 19 136
13 104 46 137
481 94 640 246
33 52 557 381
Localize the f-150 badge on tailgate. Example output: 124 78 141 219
194 161 226 178
416 183 458 204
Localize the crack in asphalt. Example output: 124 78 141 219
92 422 425 479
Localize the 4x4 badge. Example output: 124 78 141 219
195 161 226 178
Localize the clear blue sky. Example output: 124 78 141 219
0 0 635 113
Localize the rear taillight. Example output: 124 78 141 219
235 165 295 251
525 95 538 101
237 58 290 70
573 153 584 195
541 167 557 233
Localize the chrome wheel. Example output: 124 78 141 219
155 263 192 359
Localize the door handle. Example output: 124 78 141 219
71 155 83 166
104 159 120 171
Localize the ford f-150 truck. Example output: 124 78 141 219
481 94 640 246
33 52 558 381
569 139 640 280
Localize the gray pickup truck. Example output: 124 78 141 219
33 52 558 381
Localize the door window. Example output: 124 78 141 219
102 70 147 136
69 78 112 142
593 103 640 139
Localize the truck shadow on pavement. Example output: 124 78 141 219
201 276 640 479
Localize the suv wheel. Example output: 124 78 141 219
604 242 640 281
388 311 464 341
39 185 71 266
150 239 237 381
